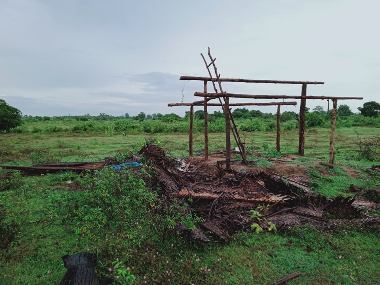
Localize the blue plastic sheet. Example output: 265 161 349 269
111 161 142 171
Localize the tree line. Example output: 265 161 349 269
0 99 379 132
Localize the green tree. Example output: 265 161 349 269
358 101 380 117
232 108 250 118
313 106 324 113
212 111 224 118
161 113 181 122
0 99 22 132
134 112 146 120
194 110 205 120
281 111 297 122
249 110 263 118
337 104 353 116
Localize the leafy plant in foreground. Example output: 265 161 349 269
69 168 157 258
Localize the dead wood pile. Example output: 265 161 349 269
141 144 379 242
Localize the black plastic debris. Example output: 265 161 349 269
59 253 100 285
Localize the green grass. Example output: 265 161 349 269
0 125 379 284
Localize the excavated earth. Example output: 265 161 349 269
140 144 379 242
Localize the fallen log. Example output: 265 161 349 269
0 162 106 175
172 188 288 204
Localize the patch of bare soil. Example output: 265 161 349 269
342 166 360 178
140 144 379 242
269 162 309 187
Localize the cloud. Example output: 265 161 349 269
0 72 202 115
0 0 378 116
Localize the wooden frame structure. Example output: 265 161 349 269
181 76 326 156
175 49 362 168
168 101 297 160
193 91 362 166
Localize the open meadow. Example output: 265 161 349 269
1 118 379 284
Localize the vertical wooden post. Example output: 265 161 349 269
327 99 330 112
189 105 194 157
329 99 338 165
276 105 281 152
203 81 209 160
224 96 231 170
298 83 307 156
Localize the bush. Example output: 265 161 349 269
306 112 327 127
357 137 380 161
0 171 23 192
68 168 157 257
0 99 22 132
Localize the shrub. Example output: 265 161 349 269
306 112 327 127
69 168 157 257
357 137 380 161
0 171 23 192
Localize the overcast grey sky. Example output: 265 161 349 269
0 0 379 116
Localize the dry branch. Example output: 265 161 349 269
172 188 288 204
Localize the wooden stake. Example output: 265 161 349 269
189 105 194 157
224 96 231 170
276 105 281 152
329 99 338 165
203 80 209 160
298 83 307 156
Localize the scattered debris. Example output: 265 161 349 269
370 165 380 172
141 144 380 241
59 252 112 285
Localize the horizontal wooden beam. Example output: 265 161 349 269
194 92 363 100
168 101 297 107
180 75 324 85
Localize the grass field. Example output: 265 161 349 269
0 125 379 284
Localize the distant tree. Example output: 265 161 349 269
146 114 153 119
134 112 146 120
232 108 250 118
0 99 22 132
358 101 380 117
337 104 353 116
151 113 163 119
125 113 130 118
313 106 324 112
281 111 298 122
249 110 263 118
161 113 181 122
98 113 111 120
212 111 224 118
194 110 205 120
